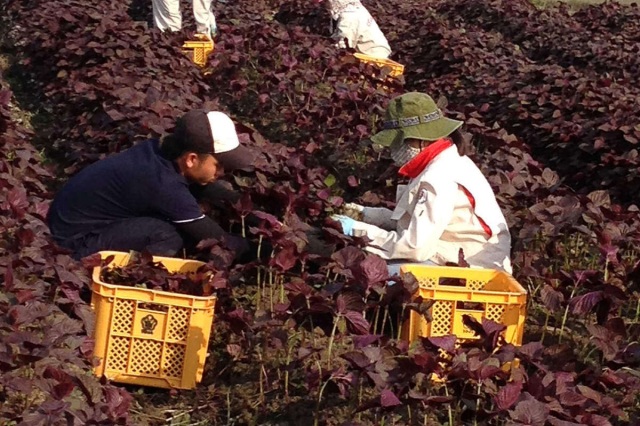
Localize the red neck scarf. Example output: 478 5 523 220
398 139 453 178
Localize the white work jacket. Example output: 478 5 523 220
354 146 513 273
328 1 391 59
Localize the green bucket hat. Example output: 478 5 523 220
370 92 464 147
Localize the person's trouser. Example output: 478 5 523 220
151 0 216 35
386 260 437 277
64 217 184 260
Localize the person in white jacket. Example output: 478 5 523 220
322 0 391 59
152 0 217 39
332 92 513 275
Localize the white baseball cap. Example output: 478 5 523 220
168 110 257 171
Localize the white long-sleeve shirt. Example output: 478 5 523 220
327 0 391 59
353 146 512 273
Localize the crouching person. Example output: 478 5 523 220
332 92 513 276
48 110 257 261
322 0 391 59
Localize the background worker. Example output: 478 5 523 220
321 0 391 59
152 0 217 39
332 92 513 275
48 110 257 261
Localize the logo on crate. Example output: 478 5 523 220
141 314 159 334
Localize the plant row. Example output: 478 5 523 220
369 0 640 206
436 0 640 82
0 79 132 422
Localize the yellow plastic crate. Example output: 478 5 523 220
400 266 527 345
91 251 216 389
182 39 214 67
353 53 405 77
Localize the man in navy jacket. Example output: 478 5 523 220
48 110 257 260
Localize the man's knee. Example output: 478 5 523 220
146 221 184 256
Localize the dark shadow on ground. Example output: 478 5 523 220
127 0 153 24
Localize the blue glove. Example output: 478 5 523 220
331 214 356 236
